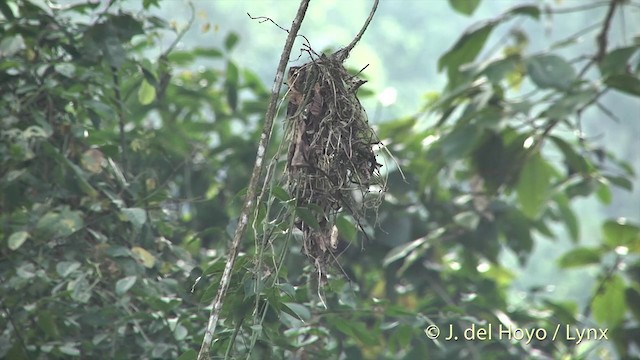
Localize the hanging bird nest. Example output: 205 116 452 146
285 52 384 281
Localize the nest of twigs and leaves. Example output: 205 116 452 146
284 52 385 281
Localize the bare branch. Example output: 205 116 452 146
595 0 620 62
162 2 196 58
196 1 311 359
247 12 313 53
544 1 611 14
332 0 379 62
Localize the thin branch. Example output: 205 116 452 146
161 2 195 58
595 0 620 62
332 0 379 62
196 1 311 359
111 67 128 172
544 1 611 14
2 306 32 360
247 13 313 52
581 254 624 319
577 0 621 79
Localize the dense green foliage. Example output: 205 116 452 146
1 0 639 359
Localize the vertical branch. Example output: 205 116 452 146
595 0 620 62
112 67 127 172
196 1 311 359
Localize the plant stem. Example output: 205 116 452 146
196 1 311 359
112 67 127 172
333 0 379 63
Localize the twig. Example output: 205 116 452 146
544 1 611 14
2 305 32 360
161 2 195 58
332 0 379 63
247 13 290 33
575 0 620 78
247 13 313 53
581 254 624 319
196 1 310 359
595 0 620 62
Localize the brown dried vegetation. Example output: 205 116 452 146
284 53 385 281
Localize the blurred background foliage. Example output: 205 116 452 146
1 0 639 359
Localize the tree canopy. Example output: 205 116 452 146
1 0 639 359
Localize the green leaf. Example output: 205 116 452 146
541 300 578 325
591 275 626 326
440 123 483 160
454 211 480 230
167 51 195 65
243 276 263 299
481 55 519 84
602 219 640 249
626 287 640 321
225 61 239 111
56 261 81 277
38 311 59 339
605 74 640 96
143 0 161 9
8 231 29 250
54 63 76 78
544 90 595 119
138 79 156 105
174 324 188 341
176 350 197 360
596 180 612 204
500 207 534 264
394 324 414 350
110 14 144 41
115 276 137 295
121 207 147 229
0 1 15 20
295 207 320 230
3 169 25 184
557 247 601 268
604 174 633 191
58 343 80 356
283 302 310 321
277 283 296 298
516 153 552 218
43 142 98 197
103 35 126 68
36 208 84 238
565 178 596 198
549 136 591 174
526 54 576 91
139 65 158 87
132 246 156 268
506 4 540 19
335 216 357 242
448 0 481 16
68 275 91 303
555 195 579 243
329 316 378 346
383 237 427 267
224 32 240 51
37 212 61 235
193 47 224 58
438 22 496 78
271 186 291 202
599 46 639 77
